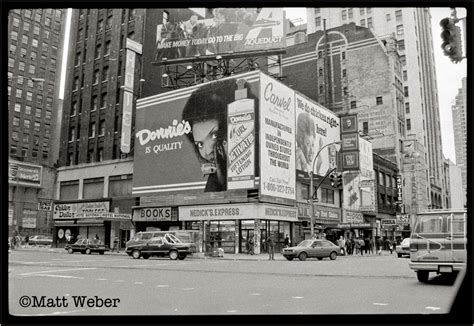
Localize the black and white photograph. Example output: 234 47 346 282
4 2 471 325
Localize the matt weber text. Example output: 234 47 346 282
19 295 120 308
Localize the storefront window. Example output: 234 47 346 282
206 220 236 253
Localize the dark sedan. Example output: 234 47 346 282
65 239 109 255
126 236 192 260
282 239 340 261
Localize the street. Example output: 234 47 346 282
8 249 462 316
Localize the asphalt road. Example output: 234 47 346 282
8 249 463 316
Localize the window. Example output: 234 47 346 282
22 147 28 157
35 108 42 118
363 121 368 134
92 96 98 111
318 68 323 77
403 70 407 81
379 172 384 185
343 87 348 96
341 51 346 60
404 86 409 97
13 17 20 27
23 134 30 145
45 17 51 26
33 25 40 35
386 14 391 21
97 148 104 162
29 64 36 74
22 35 29 44
93 70 100 84
315 8 320 14
342 69 347 77
341 10 347 20
106 16 113 30
99 120 106 136
69 127 75 141
400 55 406 66
405 102 410 114
42 151 48 159
23 21 30 31
87 149 94 163
44 30 50 40
89 122 96 138
360 19 366 27
34 121 41 132
100 93 107 108
14 103 21 112
24 119 31 129
42 43 49 52
13 117 20 126
12 131 19 141
8 58 15 67
315 16 321 27
360 8 365 15
406 119 411 131
321 188 334 204
16 89 23 99
25 105 31 114
350 101 357 109
25 9 32 18
398 40 405 51
9 44 16 54
95 44 101 59
367 17 373 28
36 94 43 105
11 30 18 41
319 85 324 94
396 24 404 36
395 10 402 22
34 12 41 22
367 8 371 14
104 40 111 56
102 66 109 81
71 101 77 116
130 8 137 21
30 51 37 61
376 96 383 105
97 19 104 33
45 110 51 121
10 145 17 155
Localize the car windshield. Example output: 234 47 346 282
297 240 313 247
164 233 183 244
401 238 410 246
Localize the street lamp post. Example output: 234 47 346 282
309 141 342 238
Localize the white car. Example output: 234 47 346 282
395 238 410 258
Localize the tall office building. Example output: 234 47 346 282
307 7 446 210
451 77 467 200
8 9 66 236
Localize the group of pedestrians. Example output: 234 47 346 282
337 235 396 256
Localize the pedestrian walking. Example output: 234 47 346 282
358 238 365 256
112 236 120 252
346 237 352 255
364 237 370 254
354 237 361 255
337 236 346 256
266 234 275 260
247 236 254 255
284 234 291 248
369 237 375 255
25 235 30 247
388 239 394 254
376 237 383 255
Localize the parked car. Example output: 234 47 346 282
282 239 340 261
65 239 109 255
126 231 197 253
126 234 192 260
395 238 410 258
29 235 53 246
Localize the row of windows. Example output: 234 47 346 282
69 120 106 141
12 8 62 21
9 31 59 55
10 144 49 160
12 102 51 119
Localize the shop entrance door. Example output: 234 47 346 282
241 229 255 254
260 229 267 253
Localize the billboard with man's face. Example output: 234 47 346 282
152 8 285 64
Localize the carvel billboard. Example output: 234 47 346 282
132 71 261 197
152 8 285 64
294 93 340 177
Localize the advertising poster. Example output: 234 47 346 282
153 8 285 63
8 160 42 188
294 92 340 177
343 137 376 212
133 71 261 196
259 72 296 203
53 201 110 220
227 82 255 189
22 209 37 228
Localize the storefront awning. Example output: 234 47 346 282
54 220 76 226
119 220 135 230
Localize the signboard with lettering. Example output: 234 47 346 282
22 209 37 228
381 218 396 225
8 160 42 188
345 210 363 224
340 115 358 134
38 200 53 211
342 152 359 170
53 201 110 219
133 207 174 222
341 133 359 151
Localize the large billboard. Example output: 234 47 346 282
133 71 261 197
153 8 285 64
294 93 340 177
258 73 296 204
343 136 376 213
8 160 42 188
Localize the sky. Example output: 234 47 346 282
60 8 467 163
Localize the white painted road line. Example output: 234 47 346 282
96 278 108 281
181 288 194 291
425 306 441 311
36 274 84 279
292 296 304 299
134 282 143 285
14 309 87 316
156 285 169 288
227 310 237 313
20 268 97 276
373 302 388 306
250 293 261 296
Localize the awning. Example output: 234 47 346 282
53 220 76 226
119 220 135 230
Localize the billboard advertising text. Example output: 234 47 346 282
259 73 296 204
133 71 261 197
294 93 340 177
153 8 285 64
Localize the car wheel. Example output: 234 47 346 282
169 250 178 260
178 253 187 260
142 254 150 259
417 271 429 283
132 250 141 259
317 257 323 260
85 248 91 255
397 253 402 258
67 248 74 254
285 256 293 261
329 252 337 260
298 252 307 261
99 251 105 255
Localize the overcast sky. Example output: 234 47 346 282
284 7 467 164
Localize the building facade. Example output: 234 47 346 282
307 7 446 211
444 159 464 209
8 9 66 237
451 77 467 202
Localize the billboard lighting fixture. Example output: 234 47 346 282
162 73 168 78
216 55 222 60
162 58 168 61
186 65 193 70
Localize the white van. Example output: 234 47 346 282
409 209 467 282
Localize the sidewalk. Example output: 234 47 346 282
11 246 397 260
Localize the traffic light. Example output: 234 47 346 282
336 173 343 188
329 173 336 187
440 17 463 63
